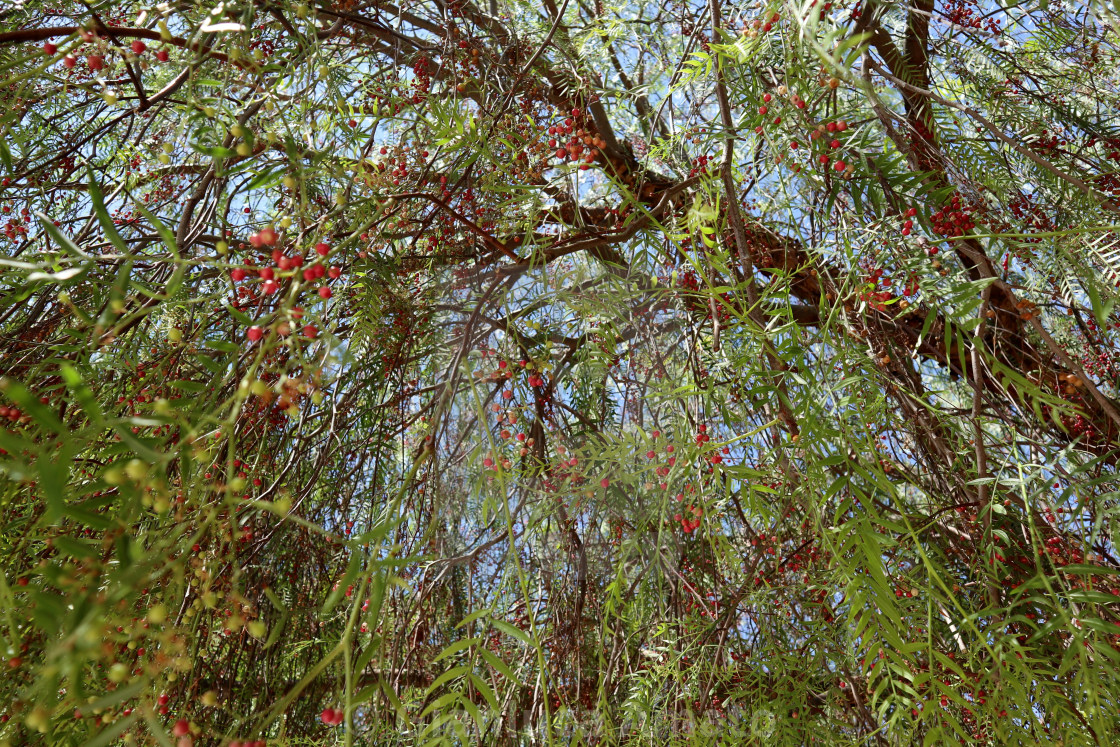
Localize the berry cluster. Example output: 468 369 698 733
944 0 1002 34
548 108 605 169
929 193 975 237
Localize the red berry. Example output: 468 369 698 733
43 42 57 55
600 477 610 488
156 49 169 62
318 286 332 299
314 242 330 255
131 40 146 54
302 324 318 338
172 720 190 737
231 269 247 282
63 54 77 68
88 55 104 71
247 326 263 342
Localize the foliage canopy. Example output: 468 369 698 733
2 0 1120 744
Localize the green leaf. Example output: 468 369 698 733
425 664 470 695
468 673 499 711
88 167 129 255
192 143 237 159
28 265 89 283
0 135 12 172
36 213 91 258
432 637 478 663
319 551 362 618
61 364 104 423
479 647 519 682
81 711 141 747
225 303 254 326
